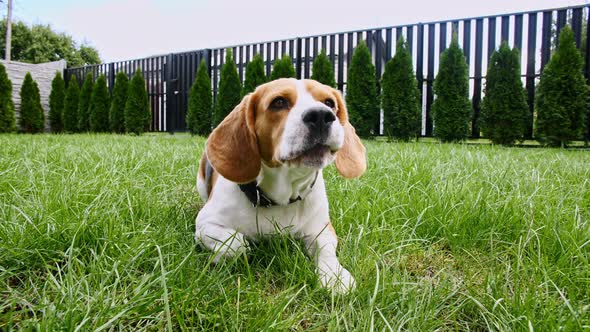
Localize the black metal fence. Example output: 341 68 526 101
64 4 590 138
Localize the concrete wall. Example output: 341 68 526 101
0 59 67 131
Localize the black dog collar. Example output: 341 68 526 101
238 172 319 208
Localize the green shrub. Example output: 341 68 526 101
0 63 16 133
270 55 296 80
63 76 80 133
187 59 212 136
432 35 471 142
18 72 44 133
345 41 379 137
214 49 241 127
89 74 110 132
242 54 267 96
535 25 588 147
381 38 421 140
48 72 65 133
124 68 150 134
78 72 94 132
311 49 336 88
480 42 529 145
110 71 128 133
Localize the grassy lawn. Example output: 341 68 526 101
1 134 589 330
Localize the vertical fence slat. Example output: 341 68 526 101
385 28 393 61
556 9 567 40
514 14 523 50
439 22 447 54
304 37 311 79
473 18 484 138
416 24 424 135
541 11 552 71
375 29 383 81
329 34 336 74
463 20 471 64
501 15 510 42
238 46 244 83
488 16 496 59
296 38 302 79
526 13 537 139
426 23 435 137
338 33 345 91
274 41 279 62
396 27 403 42
313 37 319 57
347 32 354 71
572 8 583 48
407 25 414 52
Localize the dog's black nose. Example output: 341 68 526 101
302 108 336 133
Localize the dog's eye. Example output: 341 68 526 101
269 97 289 111
324 98 335 109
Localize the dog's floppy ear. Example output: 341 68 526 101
206 95 261 183
333 89 367 179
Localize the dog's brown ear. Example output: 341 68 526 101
206 95 261 183
333 89 367 179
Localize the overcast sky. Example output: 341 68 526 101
10 0 589 63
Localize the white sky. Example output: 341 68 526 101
10 0 589 63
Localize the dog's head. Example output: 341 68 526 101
206 78 366 183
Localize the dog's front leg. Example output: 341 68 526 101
303 224 356 294
195 220 248 263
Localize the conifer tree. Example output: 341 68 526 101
63 76 80 133
480 42 529 145
214 49 241 127
242 54 267 96
48 72 65 133
536 25 588 147
124 68 150 134
381 38 421 140
89 74 110 132
78 72 94 132
346 41 379 137
110 71 128 133
187 59 212 135
0 63 16 133
19 72 44 133
270 55 296 80
432 35 471 142
311 49 336 88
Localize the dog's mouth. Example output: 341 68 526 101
282 144 337 168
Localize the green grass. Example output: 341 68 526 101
1 134 589 330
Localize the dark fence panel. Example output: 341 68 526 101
65 4 590 137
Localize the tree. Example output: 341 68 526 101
480 42 529 145
381 38 421 140
311 49 336 88
0 19 101 67
345 41 379 137
242 54 267 96
48 72 65 133
89 74 110 132
214 49 241 127
0 63 16 133
110 71 129 133
78 72 94 132
432 35 472 142
187 59 212 135
536 26 588 147
125 68 150 134
270 55 296 80
63 76 80 133
18 72 44 133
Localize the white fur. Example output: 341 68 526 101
195 80 355 294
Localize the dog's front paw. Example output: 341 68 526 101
318 265 356 294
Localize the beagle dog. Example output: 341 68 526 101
195 78 366 293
